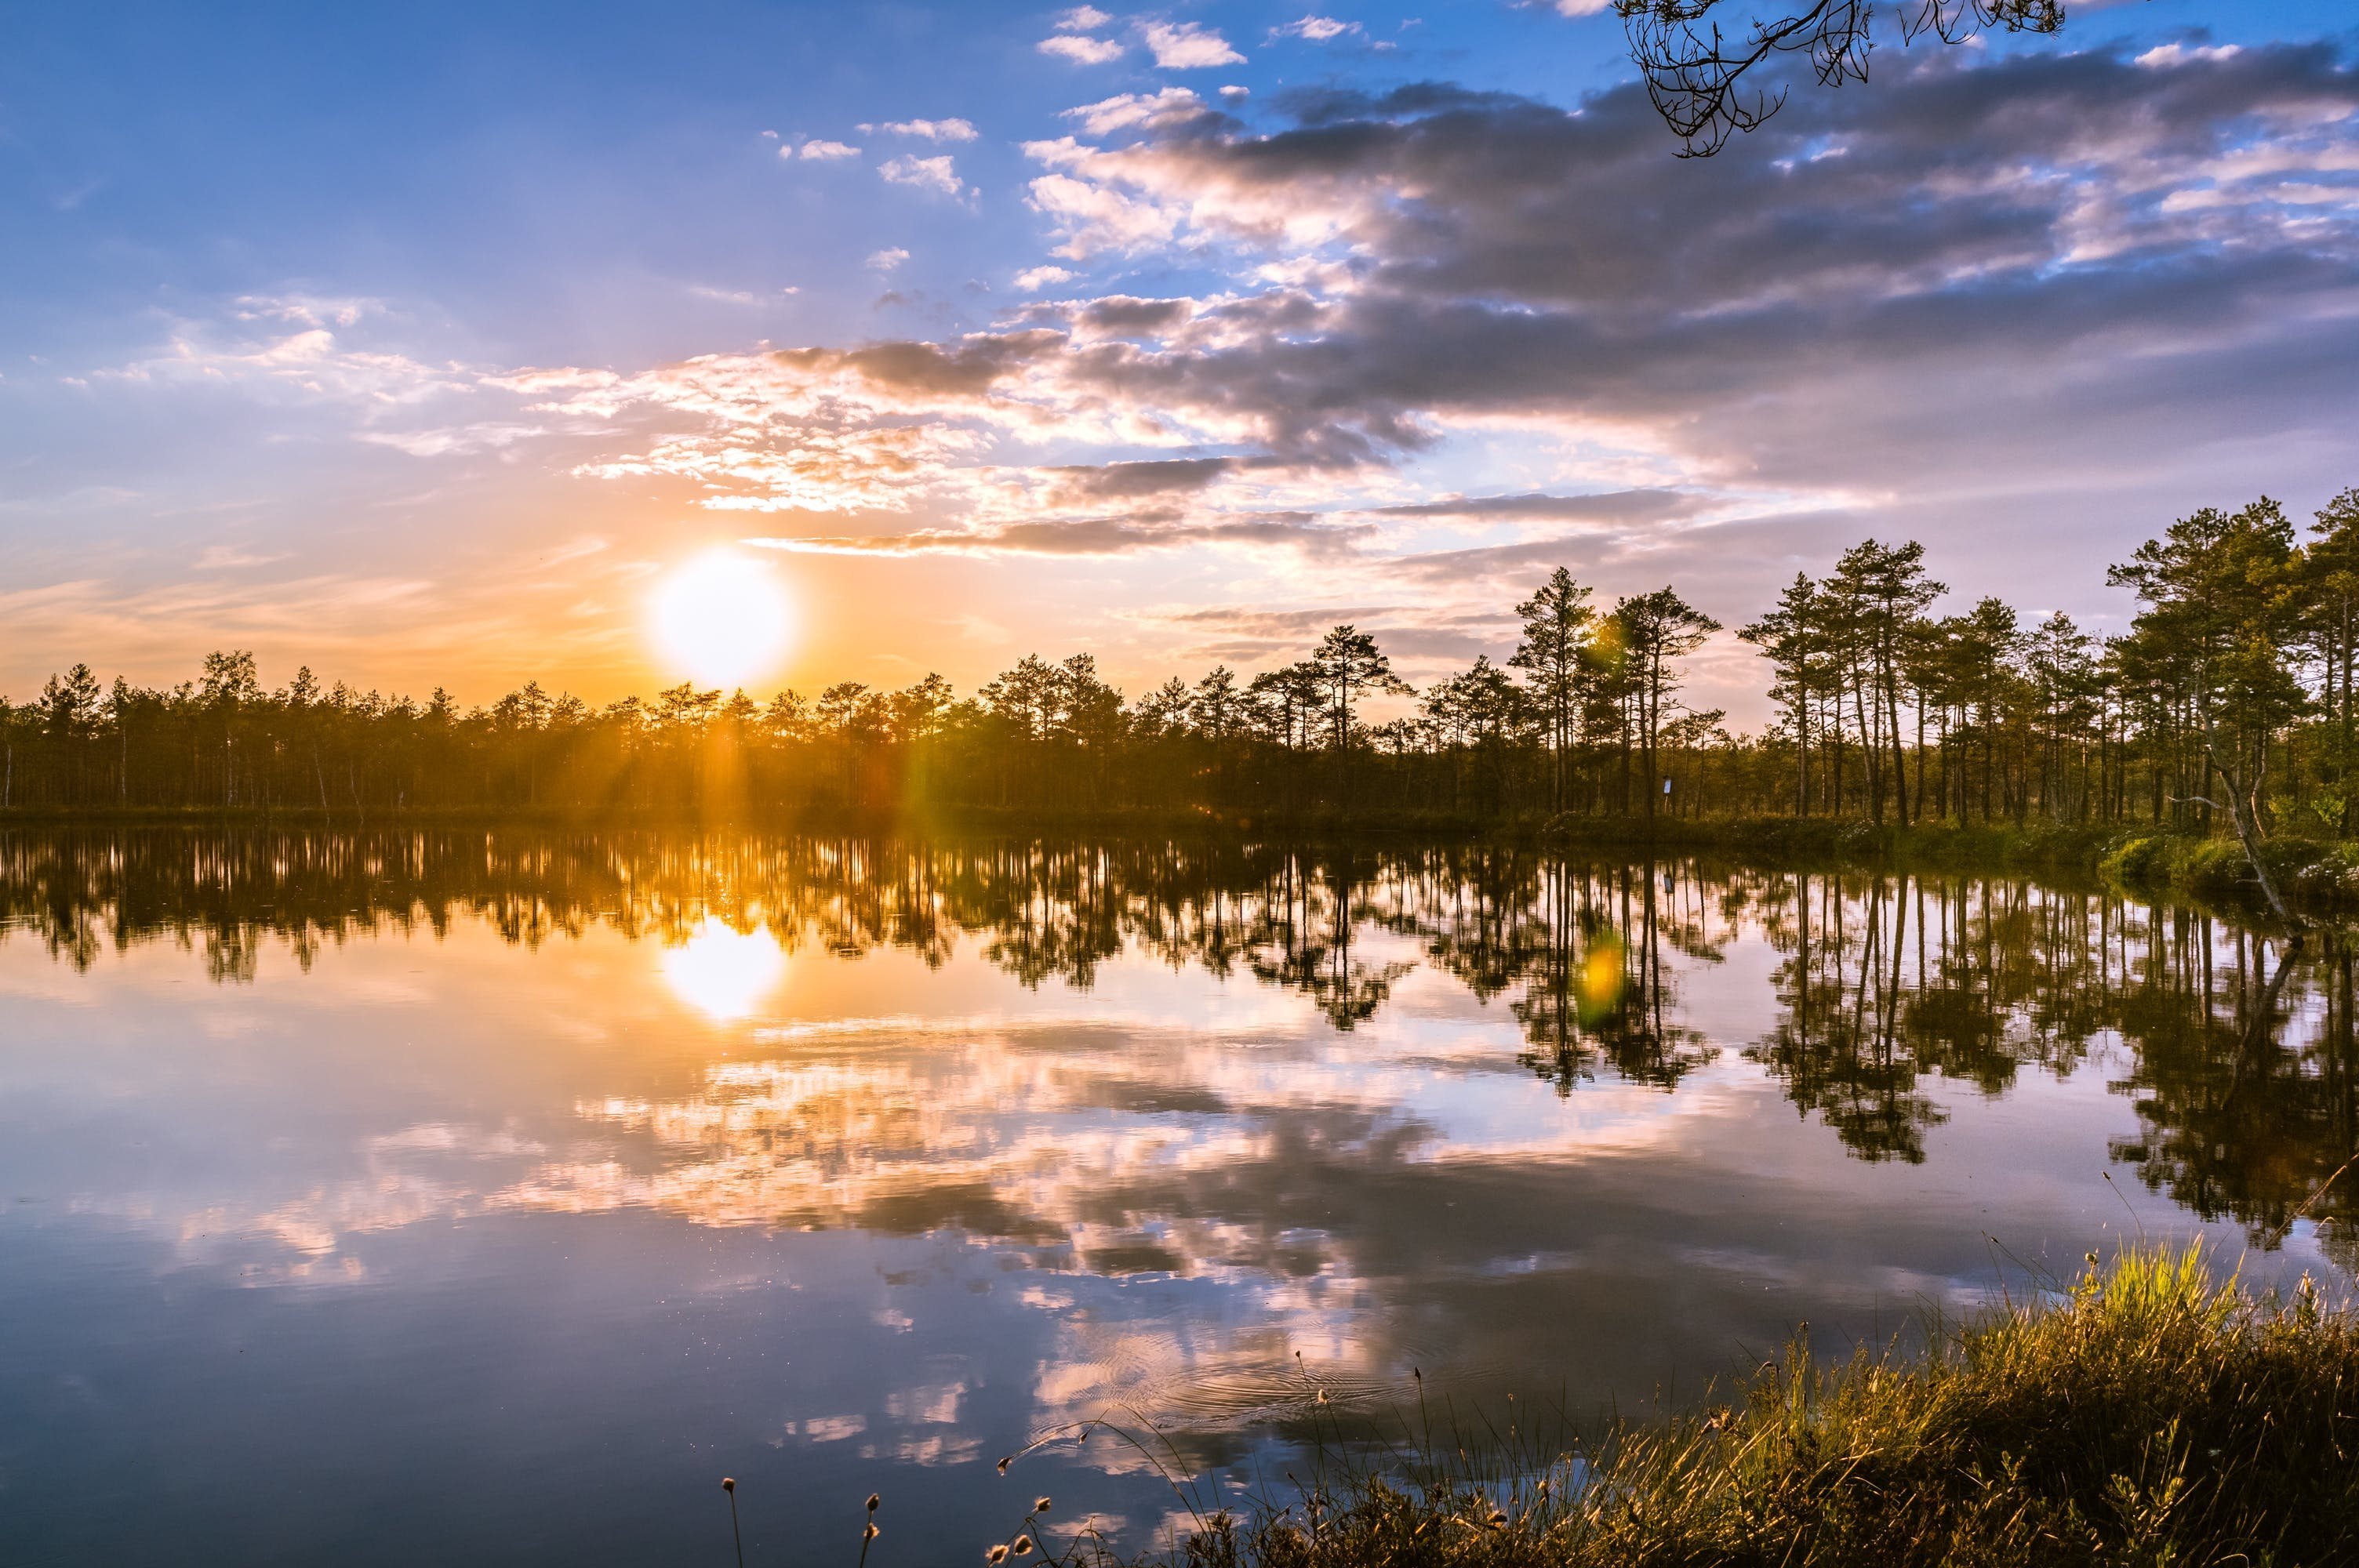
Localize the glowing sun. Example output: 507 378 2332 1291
651 549 792 687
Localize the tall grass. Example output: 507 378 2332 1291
1075 1247 2359 1567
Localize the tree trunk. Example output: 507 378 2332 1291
2196 713 2295 926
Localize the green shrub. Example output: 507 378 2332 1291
2099 835 2159 882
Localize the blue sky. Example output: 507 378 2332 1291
5 1 2357 716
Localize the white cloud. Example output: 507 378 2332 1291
1550 0 1614 14
2135 42 2244 69
1023 139 1198 256
1063 88 1209 137
1056 5 1113 27
1270 15 1358 43
1140 20 1244 69
194 546 293 570
232 294 380 329
1219 84 1250 100
1039 33 1125 64
1014 265 1077 291
107 310 470 410
878 154 969 200
1022 146 1189 257
794 139 863 161
866 247 911 271
878 118 979 143
357 423 547 458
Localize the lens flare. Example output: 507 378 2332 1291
660 917 787 1020
1578 935 1626 1022
651 550 792 687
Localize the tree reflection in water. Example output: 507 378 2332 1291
4 827 2355 1254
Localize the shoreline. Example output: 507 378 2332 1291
0 806 2344 919
1116 1247 2359 1567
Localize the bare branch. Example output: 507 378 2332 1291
1613 0 2069 155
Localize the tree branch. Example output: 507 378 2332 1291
1613 0 2068 155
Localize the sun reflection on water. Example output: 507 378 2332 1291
659 916 787 1019
34 840 2359 1512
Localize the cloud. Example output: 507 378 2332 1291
2136 42 2245 69
1006 47 2359 491
232 293 380 329
793 139 863 160
0 571 452 676
485 42 2359 610
1045 456 1238 500
1056 4 1114 27
1014 265 1078 291
1020 148 1189 257
194 546 293 571
1140 21 1244 70
876 118 979 143
878 154 969 200
356 423 547 458
1065 293 1199 338
1136 598 1517 670
1063 88 1216 137
747 512 1366 558
1369 491 1704 524
101 303 471 413
865 247 911 270
1270 15 1360 43
1039 34 1125 65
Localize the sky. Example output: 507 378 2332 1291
4 0 2357 723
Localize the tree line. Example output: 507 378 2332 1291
5 490 2354 835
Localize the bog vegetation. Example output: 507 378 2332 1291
7 494 2357 844
1100 1248 2359 1568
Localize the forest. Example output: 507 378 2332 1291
5 490 2355 833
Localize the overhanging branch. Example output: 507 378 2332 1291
1613 0 2068 155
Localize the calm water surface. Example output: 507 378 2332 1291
2 830 2353 1564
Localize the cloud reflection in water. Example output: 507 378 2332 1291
5 829 2359 1559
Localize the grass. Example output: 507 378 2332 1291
2099 830 2359 910
995 1247 2359 1567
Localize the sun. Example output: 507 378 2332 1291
651 549 793 687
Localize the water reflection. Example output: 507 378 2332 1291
2 829 2356 1563
660 916 788 1018
2 829 2354 1250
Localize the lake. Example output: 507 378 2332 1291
1 829 2350 1564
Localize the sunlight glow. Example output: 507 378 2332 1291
650 550 792 687
660 917 787 1020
